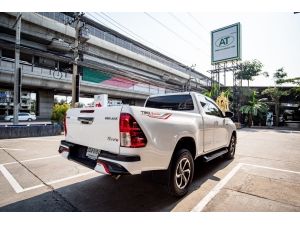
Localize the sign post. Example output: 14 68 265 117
209 22 242 123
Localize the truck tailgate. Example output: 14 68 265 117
65 106 122 154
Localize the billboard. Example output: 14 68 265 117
211 23 241 64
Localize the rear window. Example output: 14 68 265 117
145 94 194 111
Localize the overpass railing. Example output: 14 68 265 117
0 59 176 96
37 12 209 87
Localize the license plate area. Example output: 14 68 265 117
86 147 101 160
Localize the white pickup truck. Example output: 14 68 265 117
59 92 236 196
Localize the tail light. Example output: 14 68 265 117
119 113 147 148
64 115 67 136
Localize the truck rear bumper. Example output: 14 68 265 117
58 140 142 175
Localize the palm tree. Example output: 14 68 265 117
202 83 219 100
262 87 288 126
240 91 269 127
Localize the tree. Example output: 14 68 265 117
235 59 268 86
262 68 290 126
240 91 269 127
274 71 300 98
274 68 288 85
202 83 219 100
262 87 288 126
51 103 70 129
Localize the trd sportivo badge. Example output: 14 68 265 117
141 111 172 120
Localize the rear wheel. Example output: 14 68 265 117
224 134 236 160
168 149 194 197
28 118 32 122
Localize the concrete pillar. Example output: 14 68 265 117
0 48 2 67
31 55 34 72
37 90 54 120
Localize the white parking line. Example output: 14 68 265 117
0 148 26 151
19 171 96 192
0 137 62 142
47 171 96 185
191 163 242 212
3 155 60 166
191 163 300 212
0 164 24 193
0 161 96 193
241 163 300 175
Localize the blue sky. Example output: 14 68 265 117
87 12 300 87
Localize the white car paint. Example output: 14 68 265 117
60 92 236 175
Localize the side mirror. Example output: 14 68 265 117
224 111 234 118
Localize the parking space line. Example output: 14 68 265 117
241 163 300 175
0 148 26 151
18 171 96 193
191 163 300 212
191 163 242 212
0 161 96 193
3 155 60 166
0 164 24 193
47 171 96 185
22 184 45 192
20 138 61 142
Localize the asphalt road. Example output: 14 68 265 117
0 128 299 212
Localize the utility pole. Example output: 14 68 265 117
184 64 196 91
67 12 89 108
71 14 80 108
13 13 22 125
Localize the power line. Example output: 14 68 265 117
187 13 209 33
86 12 140 43
89 13 186 61
144 12 209 57
101 13 152 46
86 13 196 69
100 13 186 62
168 13 209 46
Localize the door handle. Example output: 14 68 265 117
78 117 94 124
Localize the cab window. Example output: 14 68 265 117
201 98 224 118
145 94 194 111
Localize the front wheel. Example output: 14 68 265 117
224 134 236 160
168 149 194 197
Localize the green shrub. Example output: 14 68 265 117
51 103 70 123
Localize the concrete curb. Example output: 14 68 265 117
0 124 62 139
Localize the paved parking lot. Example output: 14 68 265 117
0 128 299 212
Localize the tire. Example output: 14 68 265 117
10 118 13 122
167 149 194 197
224 134 236 160
28 118 32 122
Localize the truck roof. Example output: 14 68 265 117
147 92 202 98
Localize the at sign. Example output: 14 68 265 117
211 23 241 64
